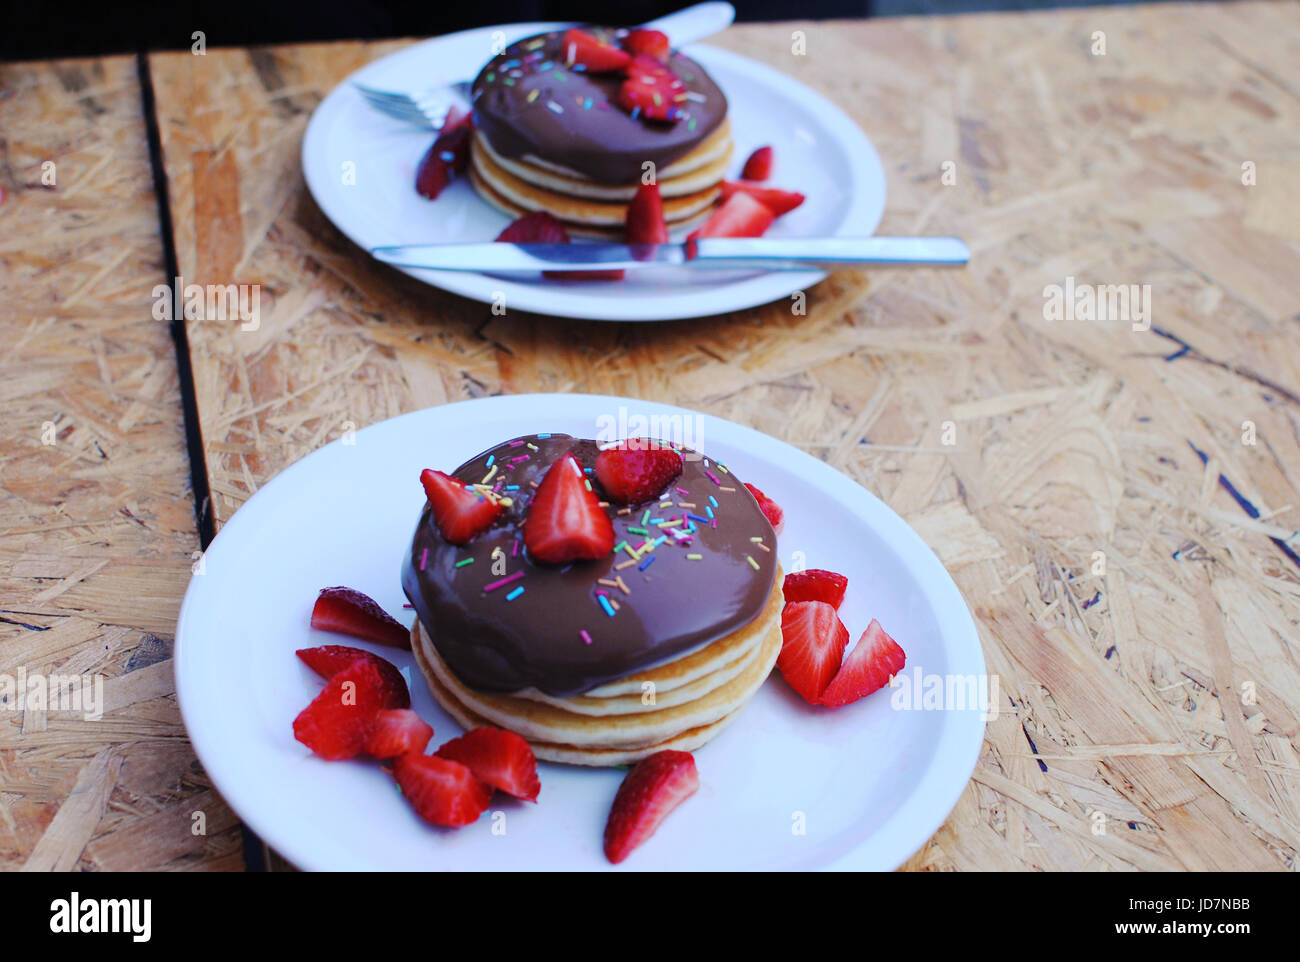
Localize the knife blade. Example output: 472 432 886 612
369 237 971 273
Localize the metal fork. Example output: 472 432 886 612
353 80 473 129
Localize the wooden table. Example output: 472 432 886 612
3 1 1298 871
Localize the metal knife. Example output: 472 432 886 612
369 237 971 273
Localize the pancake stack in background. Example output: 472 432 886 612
412 566 782 767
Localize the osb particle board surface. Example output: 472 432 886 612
0 55 243 870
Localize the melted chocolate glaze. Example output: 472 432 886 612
470 28 728 184
401 435 776 697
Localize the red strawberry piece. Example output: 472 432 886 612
495 212 625 281
296 645 411 709
435 727 540 802
543 267 626 281
562 28 632 73
719 180 806 216
293 659 395 760
617 54 686 122
622 28 671 62
740 145 774 181
626 181 669 246
603 749 699 864
365 709 434 759
777 600 849 705
743 482 784 534
392 752 492 827
782 569 849 609
524 452 615 563
595 441 683 504
310 586 410 650
420 468 503 545
415 106 474 200
820 619 907 708
688 192 776 244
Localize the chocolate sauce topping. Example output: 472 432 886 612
401 435 776 697
470 28 728 184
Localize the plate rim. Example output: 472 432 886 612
175 394 985 870
300 22 887 321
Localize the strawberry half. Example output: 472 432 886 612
782 569 848 609
393 753 492 827
310 586 410 649
626 182 669 245
296 645 411 709
820 619 907 708
415 106 473 200
777 600 849 705
293 659 396 760
524 452 615 564
740 145 774 181
604 750 699 864
622 28 671 62
436 727 540 802
595 441 683 504
743 482 784 534
688 192 775 244
420 468 503 545
719 180 806 216
617 54 686 122
365 708 434 759
562 28 632 72
495 212 625 281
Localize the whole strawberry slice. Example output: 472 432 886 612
782 569 848 609
496 212 625 281
778 600 849 705
740 145 774 181
719 180 806 216
626 182 669 246
420 469 503 545
743 482 784 534
622 28 671 62
820 619 907 708
604 750 699 864
293 659 395 760
415 106 473 200
595 441 683 504
562 28 632 72
688 192 775 244
435 727 540 802
524 452 615 563
365 709 434 759
311 586 410 650
393 753 492 827
296 645 412 709
617 54 686 122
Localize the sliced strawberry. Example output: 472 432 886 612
743 482 784 534
365 709 434 759
310 586 410 650
820 619 907 708
617 54 686 122
622 28 670 62
293 659 394 760
562 28 632 72
740 145 774 181
415 106 473 200
777 601 849 705
604 750 699 864
782 569 848 609
626 181 669 245
595 441 682 504
719 180 806 216
543 268 627 281
295 645 411 709
393 753 492 827
524 452 615 564
420 468 503 545
435 727 540 802
688 192 776 244
495 212 625 281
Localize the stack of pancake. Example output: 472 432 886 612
468 28 732 237
411 569 780 767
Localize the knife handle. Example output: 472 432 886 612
692 236 971 267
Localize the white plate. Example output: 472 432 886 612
175 395 984 870
301 23 886 321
